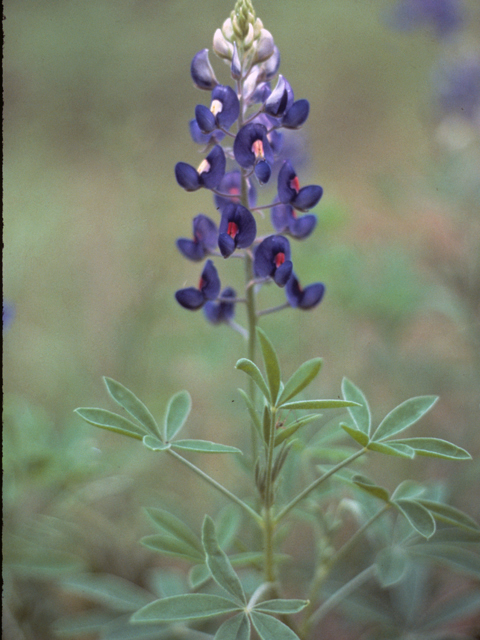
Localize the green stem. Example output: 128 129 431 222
262 406 277 582
167 448 262 526
275 449 366 523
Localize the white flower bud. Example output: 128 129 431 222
253 17 263 38
253 28 275 64
222 18 234 42
213 28 234 60
244 22 255 48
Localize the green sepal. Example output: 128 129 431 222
202 516 246 605
257 327 281 404
214 613 250 640
341 378 371 436
341 423 369 446
145 507 203 554
253 599 309 614
74 408 145 440
237 388 262 436
142 435 170 451
393 499 436 539
274 414 321 447
235 358 270 401
389 437 471 460
140 534 204 563
131 594 241 623
172 439 242 454
277 358 323 406
372 395 438 442
375 546 408 587
352 474 390 502
415 500 480 532
279 399 360 411
367 440 415 458
250 610 301 640
103 377 158 436
164 390 192 442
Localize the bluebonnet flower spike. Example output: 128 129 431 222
218 203 257 258
254 235 293 286
286 274 325 309
176 214 218 261
175 259 221 310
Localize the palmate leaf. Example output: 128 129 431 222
75 408 146 440
341 378 371 436
164 390 192 441
250 611 301 640
416 500 480 533
372 395 438 442
235 359 270 401
277 358 323 406
257 327 281 404
214 613 250 640
104 377 159 436
145 508 203 554
215 505 242 550
131 594 241 623
202 516 246 605
389 437 471 460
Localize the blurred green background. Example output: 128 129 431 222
3 0 480 638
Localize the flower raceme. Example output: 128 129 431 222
174 5 326 321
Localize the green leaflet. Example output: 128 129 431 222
104 377 159 436
235 359 270 401
61 574 154 612
341 423 369 447
257 327 281 404
390 437 471 460
202 516 246 605
274 414 321 447
145 507 203 554
372 395 438 442
408 544 480 579
253 599 309 614
367 441 415 458
164 390 192 442
352 475 390 502
237 388 262 436
341 378 371 436
415 500 480 533
132 594 241 623
141 534 204 563
214 613 250 640
143 436 170 451
393 499 436 539
277 358 323 406
280 399 360 411
250 610 301 640
375 546 408 587
172 439 242 454
75 408 146 440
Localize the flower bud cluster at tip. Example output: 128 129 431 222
174 1 326 322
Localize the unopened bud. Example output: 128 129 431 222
231 42 242 80
213 28 233 60
262 45 281 80
253 28 275 64
253 17 263 38
244 22 255 48
222 18 234 42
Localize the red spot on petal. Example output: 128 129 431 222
198 277 205 290
290 176 300 193
227 221 239 238
275 252 285 268
229 187 240 195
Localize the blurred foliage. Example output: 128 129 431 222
3 0 480 638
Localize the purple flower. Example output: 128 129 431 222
277 160 323 212
388 0 464 38
286 274 325 309
282 99 310 129
271 203 317 239
233 123 274 184
195 85 240 133
189 119 225 145
3 302 15 332
175 145 226 191
218 203 257 258
214 171 257 213
264 75 294 118
176 215 218 261
191 49 218 90
175 259 221 310
203 287 236 324
254 235 293 287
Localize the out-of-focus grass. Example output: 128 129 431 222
3 1 480 637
